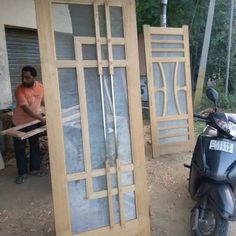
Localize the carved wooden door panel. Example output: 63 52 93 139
144 25 194 157
35 1 150 235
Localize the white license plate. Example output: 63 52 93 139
209 140 234 153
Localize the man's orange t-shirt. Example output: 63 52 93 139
12 81 44 126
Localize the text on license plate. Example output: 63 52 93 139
209 140 234 153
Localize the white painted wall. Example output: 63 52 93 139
0 0 36 109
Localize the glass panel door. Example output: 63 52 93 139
35 1 150 235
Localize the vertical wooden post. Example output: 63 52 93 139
34 0 71 235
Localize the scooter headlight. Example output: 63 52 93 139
216 119 230 134
229 121 236 137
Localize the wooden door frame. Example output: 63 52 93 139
144 25 195 157
34 0 150 235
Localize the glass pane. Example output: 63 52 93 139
52 3 96 60
68 180 109 233
110 6 124 37
113 68 132 164
82 44 97 60
113 195 120 224
112 45 125 60
158 119 188 128
124 192 136 221
112 173 117 188
52 4 75 60
151 43 184 49
155 92 164 117
101 44 108 60
177 62 186 87
68 4 95 37
159 135 188 144
163 62 178 116
178 90 187 114
93 176 107 192
84 68 106 169
121 171 134 186
153 63 164 89
98 5 106 37
159 127 188 137
102 68 116 165
58 68 84 174
151 34 183 41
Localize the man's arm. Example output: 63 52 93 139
21 105 46 125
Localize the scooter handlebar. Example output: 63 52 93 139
194 113 210 121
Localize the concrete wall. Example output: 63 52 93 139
0 0 36 109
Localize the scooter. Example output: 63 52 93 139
186 87 236 236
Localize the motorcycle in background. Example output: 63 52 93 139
186 87 236 236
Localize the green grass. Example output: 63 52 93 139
194 120 206 138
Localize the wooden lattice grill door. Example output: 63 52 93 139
144 25 195 157
35 0 150 236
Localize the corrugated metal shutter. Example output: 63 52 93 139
5 28 42 101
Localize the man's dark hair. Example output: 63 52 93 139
22 66 37 77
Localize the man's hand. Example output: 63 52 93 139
21 105 46 125
40 117 46 126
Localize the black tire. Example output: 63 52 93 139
190 201 229 236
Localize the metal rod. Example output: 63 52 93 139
110 74 118 141
99 74 107 141
160 0 168 27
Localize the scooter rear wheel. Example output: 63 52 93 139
191 201 228 236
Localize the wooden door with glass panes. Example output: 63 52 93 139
34 0 150 235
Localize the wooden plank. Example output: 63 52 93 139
20 126 47 140
158 62 167 117
93 1 103 75
73 37 125 45
90 185 135 199
67 164 134 181
158 131 190 139
35 1 71 235
125 5 150 235
1 120 46 140
183 25 195 150
152 58 185 63
144 25 158 158
56 60 77 68
74 38 93 199
173 62 181 115
152 48 184 52
158 124 188 131
105 1 114 75
150 26 184 35
156 114 189 122
52 0 125 6
73 220 139 236
116 159 125 227
1 119 41 135
3 130 26 138
105 161 114 229
151 40 184 44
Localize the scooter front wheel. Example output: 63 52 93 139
190 201 228 236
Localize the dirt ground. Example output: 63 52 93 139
1 125 236 236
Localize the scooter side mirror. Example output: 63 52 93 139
206 87 219 104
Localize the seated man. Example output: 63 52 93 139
12 66 46 184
